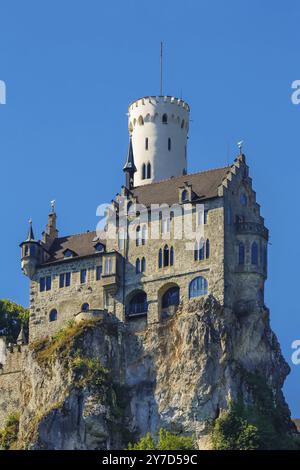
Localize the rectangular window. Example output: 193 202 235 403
145 137 148 150
80 269 87 284
59 273 65 288
96 265 102 281
39 277 45 292
65 272 71 287
60 272 71 288
46 276 52 291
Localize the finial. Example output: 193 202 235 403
26 217 35 241
237 140 244 155
50 200 56 213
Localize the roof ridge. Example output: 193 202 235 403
133 165 231 189
55 230 97 241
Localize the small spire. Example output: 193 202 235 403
123 137 137 190
26 218 35 241
237 140 244 155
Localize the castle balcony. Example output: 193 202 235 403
101 252 122 293
235 221 269 241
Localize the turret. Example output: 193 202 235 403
20 219 41 279
123 136 137 190
128 96 190 186
42 200 58 249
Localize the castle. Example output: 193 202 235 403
18 95 268 343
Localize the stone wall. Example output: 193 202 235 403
222 156 268 310
111 197 225 324
29 255 104 341
0 342 24 428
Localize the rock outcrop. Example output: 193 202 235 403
15 297 296 449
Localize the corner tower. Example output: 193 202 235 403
128 96 190 186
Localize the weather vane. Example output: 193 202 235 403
237 140 244 155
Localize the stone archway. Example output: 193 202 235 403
158 282 180 321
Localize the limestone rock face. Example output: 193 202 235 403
17 297 295 449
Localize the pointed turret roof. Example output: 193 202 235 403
123 137 137 174
26 218 35 241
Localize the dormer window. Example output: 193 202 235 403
180 186 191 203
63 249 75 258
182 190 188 202
95 243 105 253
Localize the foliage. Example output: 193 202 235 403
128 429 195 450
211 373 300 450
72 354 109 389
0 413 20 450
0 299 29 343
211 402 260 450
30 318 103 365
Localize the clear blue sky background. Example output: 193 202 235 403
0 0 300 417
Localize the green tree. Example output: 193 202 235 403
128 429 195 450
0 299 29 343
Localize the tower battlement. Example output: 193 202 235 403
128 95 190 187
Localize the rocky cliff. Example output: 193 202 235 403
13 296 297 449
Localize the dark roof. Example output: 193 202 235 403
132 166 231 206
123 138 137 174
46 231 105 263
41 167 231 265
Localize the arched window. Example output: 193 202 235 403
147 162 151 179
239 242 245 265
136 226 142 246
142 164 146 180
162 113 168 124
24 245 29 256
189 276 208 298
199 238 205 260
141 257 146 273
136 258 141 274
162 286 180 308
170 247 174 266
206 239 210 259
158 249 163 268
251 242 258 265
181 119 185 129
163 245 169 267
181 189 188 202
145 137 149 150
81 303 89 312
168 138 171 151
49 309 57 322
142 225 147 245
194 241 199 261
127 291 148 316
138 115 144 125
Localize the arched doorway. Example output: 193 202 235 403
126 291 148 319
159 284 180 321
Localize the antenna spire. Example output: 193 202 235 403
160 42 163 96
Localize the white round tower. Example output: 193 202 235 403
128 96 190 186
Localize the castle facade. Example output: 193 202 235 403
20 95 268 342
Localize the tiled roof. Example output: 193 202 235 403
46 231 104 263
132 166 231 206
42 167 230 264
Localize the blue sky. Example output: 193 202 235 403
1 0 300 417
